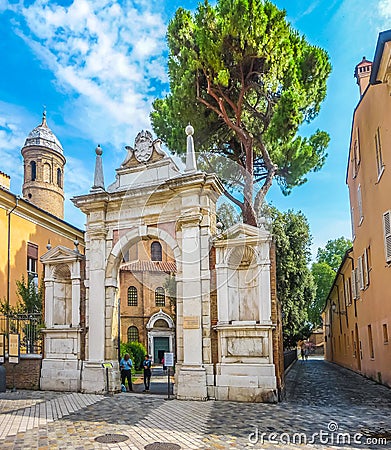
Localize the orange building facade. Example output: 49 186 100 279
119 239 176 363
324 30 391 387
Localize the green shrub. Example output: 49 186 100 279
120 341 147 370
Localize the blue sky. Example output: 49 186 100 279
0 0 390 256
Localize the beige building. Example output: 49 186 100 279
324 30 391 387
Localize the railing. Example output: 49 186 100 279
0 313 43 354
283 349 298 371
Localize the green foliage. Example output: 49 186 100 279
121 341 147 370
216 202 241 230
316 237 352 271
151 0 331 224
309 237 352 327
269 207 315 348
16 274 43 314
0 275 44 316
309 262 336 327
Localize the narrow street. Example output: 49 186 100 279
0 358 390 449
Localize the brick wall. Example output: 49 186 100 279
3 355 42 390
270 241 285 400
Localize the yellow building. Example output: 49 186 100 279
324 30 391 387
0 114 84 311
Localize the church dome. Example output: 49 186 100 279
23 112 63 154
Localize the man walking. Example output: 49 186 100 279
143 354 152 392
120 353 133 392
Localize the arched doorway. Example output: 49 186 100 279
146 310 175 364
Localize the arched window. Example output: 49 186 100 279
43 163 51 183
151 241 162 261
127 286 138 306
127 326 139 343
30 161 36 181
57 168 62 187
155 287 165 307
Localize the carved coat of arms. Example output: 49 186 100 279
121 130 165 167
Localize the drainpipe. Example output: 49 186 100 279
6 195 20 336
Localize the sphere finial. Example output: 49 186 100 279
95 144 103 156
185 124 194 136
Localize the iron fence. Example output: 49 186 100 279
0 313 43 354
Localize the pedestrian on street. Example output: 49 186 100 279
301 346 305 360
120 353 133 392
143 354 152 392
304 347 309 360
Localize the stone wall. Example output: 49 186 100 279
4 355 42 390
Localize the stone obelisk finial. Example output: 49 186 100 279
91 144 105 191
185 124 197 173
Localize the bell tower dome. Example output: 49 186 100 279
21 112 66 219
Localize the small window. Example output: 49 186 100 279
350 206 355 240
383 324 389 344
127 326 139 343
155 287 165 307
368 325 374 359
30 161 37 181
127 286 138 306
57 168 62 187
27 242 38 277
151 241 162 261
358 256 364 291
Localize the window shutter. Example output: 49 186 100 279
358 256 364 290
345 278 351 306
383 211 391 262
363 248 369 287
350 207 355 239
355 267 360 299
357 185 363 223
351 270 357 299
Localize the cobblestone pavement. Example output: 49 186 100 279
0 358 391 449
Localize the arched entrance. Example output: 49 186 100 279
146 310 175 364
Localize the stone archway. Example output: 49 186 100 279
72 131 223 397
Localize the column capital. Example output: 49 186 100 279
177 212 203 229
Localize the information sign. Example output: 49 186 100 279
164 352 174 367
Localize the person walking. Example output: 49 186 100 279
143 354 152 392
120 353 133 392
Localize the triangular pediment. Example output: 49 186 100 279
220 223 270 241
40 245 84 264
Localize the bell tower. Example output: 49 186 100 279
21 112 66 219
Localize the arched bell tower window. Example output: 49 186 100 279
30 161 37 181
151 241 162 261
43 163 51 183
127 326 139 343
57 168 62 187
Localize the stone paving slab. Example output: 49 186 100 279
0 359 390 449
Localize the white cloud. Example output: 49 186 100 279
0 103 30 192
379 0 391 18
8 0 168 147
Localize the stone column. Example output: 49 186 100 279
71 261 81 327
176 212 208 400
81 228 110 393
